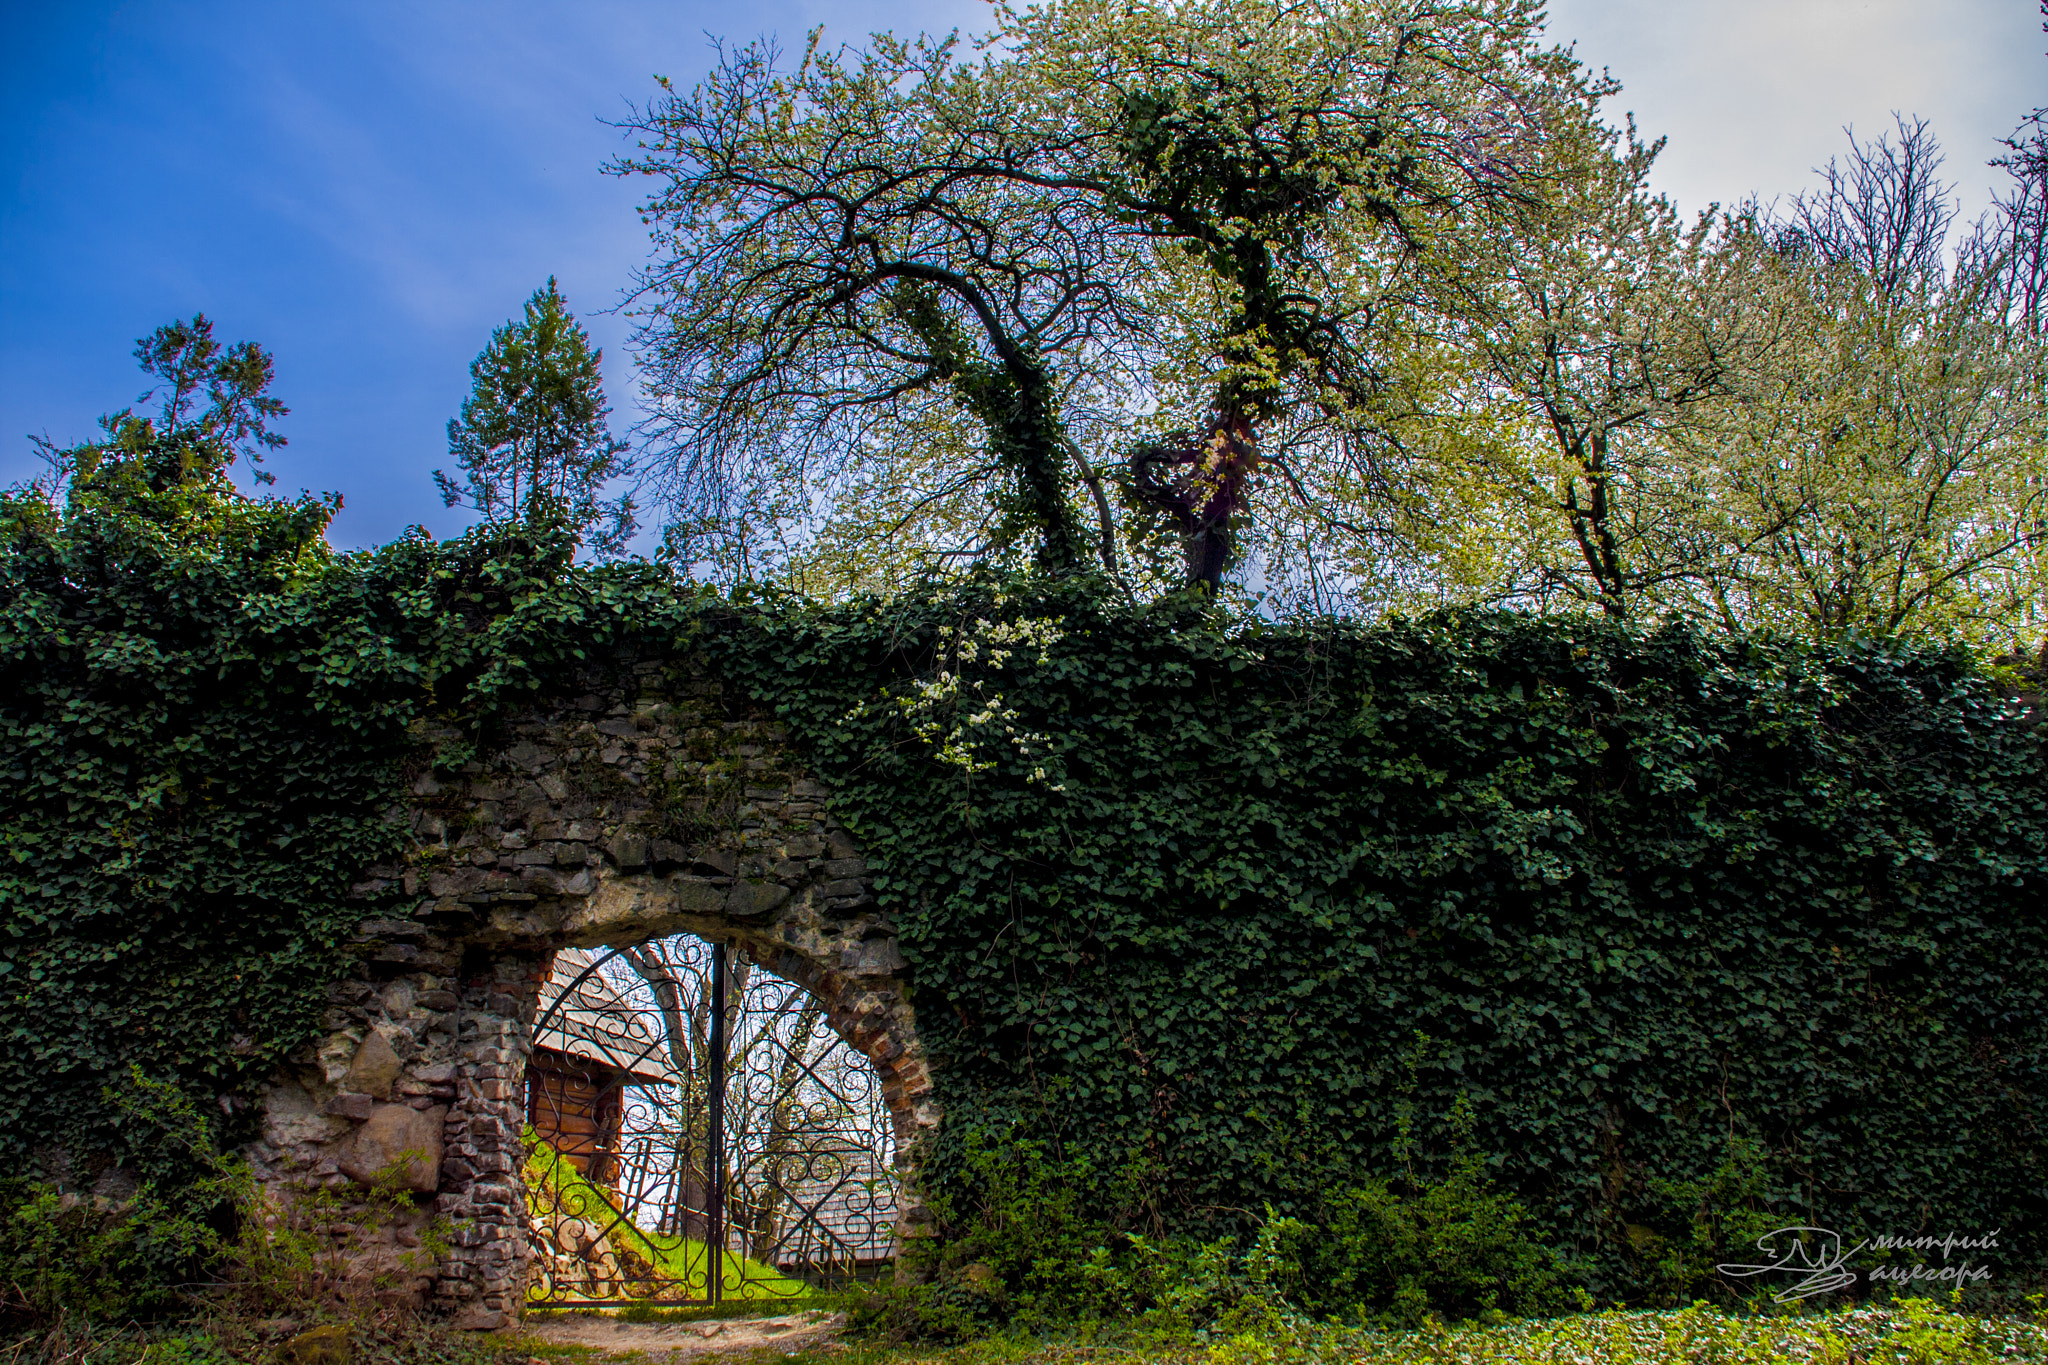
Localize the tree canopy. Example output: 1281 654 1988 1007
607 0 2045 651
22 316 335 569
615 0 1572 592
15 6 2037 653
610 0 2048 650
437 278 636 557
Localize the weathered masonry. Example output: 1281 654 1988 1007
246 658 932 1329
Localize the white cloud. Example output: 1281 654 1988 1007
1544 0 2046 220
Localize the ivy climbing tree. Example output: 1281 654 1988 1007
617 0 1573 594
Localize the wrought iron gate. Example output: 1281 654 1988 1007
523 935 898 1306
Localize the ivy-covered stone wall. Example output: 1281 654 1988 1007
260 657 927 1327
5 512 2044 1315
712 581 2048 1297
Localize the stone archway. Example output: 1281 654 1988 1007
245 658 936 1329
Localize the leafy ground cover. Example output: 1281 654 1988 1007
5 1279 2043 1362
502 1298 2048 1365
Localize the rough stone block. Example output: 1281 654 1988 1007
691 847 739 877
505 741 547 772
338 1103 447 1194
356 918 427 940
842 940 905 975
343 1032 403 1100
662 879 726 914
280 1322 351 1365
322 1092 377 1121
725 880 792 918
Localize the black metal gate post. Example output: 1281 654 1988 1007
706 939 728 1305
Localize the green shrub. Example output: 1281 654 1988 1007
739 579 2048 1292
0 1069 454 1336
0 1177 223 1327
853 1119 1588 1341
133 1335 241 1364
9 1315 523 1365
12 491 2045 1316
1612 1135 1785 1305
0 1075 242 1328
852 1133 1133 1341
1886 1294 2000 1365
1273 1165 1574 1326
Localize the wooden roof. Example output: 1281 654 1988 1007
533 947 684 1088
771 1146 899 1267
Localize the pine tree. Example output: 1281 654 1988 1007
436 279 635 555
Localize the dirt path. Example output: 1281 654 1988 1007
520 1309 846 1362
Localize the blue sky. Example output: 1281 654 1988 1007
3 0 2042 551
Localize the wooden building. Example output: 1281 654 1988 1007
771 1144 899 1281
526 948 679 1185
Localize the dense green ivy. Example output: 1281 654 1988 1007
5 501 2044 1295
0 500 687 1176
712 576 2048 1289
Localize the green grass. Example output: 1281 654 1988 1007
523 1132 806 1302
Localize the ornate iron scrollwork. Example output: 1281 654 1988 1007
524 935 897 1306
